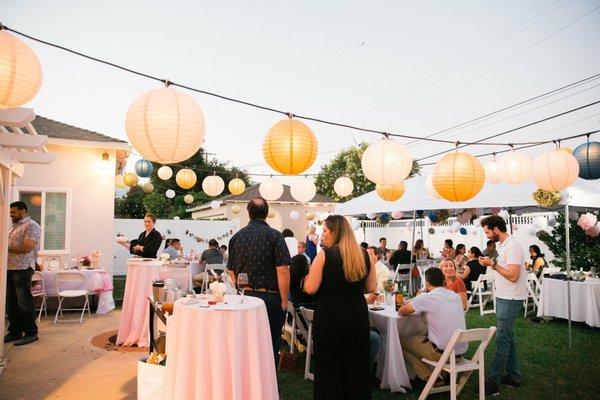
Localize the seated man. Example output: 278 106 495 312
162 238 182 260
368 246 392 293
398 268 467 384
193 239 224 289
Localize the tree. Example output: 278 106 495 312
314 143 421 202
114 185 147 219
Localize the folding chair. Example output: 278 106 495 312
300 307 315 381
394 263 412 290
283 301 298 353
419 327 497 400
417 262 433 291
475 274 496 316
31 271 47 323
524 273 542 317
53 271 91 323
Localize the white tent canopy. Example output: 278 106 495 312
335 174 600 216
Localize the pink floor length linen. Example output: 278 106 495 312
117 261 162 347
162 295 279 400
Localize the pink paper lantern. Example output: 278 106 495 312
392 211 404 219
577 213 598 231
585 223 600 237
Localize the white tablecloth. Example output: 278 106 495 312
162 295 279 400
537 278 600 328
42 268 115 314
369 304 428 393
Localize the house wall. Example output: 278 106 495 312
13 144 118 274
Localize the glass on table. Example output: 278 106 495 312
237 273 249 303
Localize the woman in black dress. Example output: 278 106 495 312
304 215 376 399
119 213 163 258
459 246 487 291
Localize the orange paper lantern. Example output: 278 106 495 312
263 118 317 175
432 152 485 202
176 168 197 189
376 182 405 201
228 178 246 195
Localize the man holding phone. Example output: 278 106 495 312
479 215 527 397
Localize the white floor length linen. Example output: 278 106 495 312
537 278 600 328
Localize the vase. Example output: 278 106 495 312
385 292 394 306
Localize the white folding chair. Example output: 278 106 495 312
419 327 497 400
394 263 412 289
283 301 298 353
54 272 91 324
475 274 496 316
300 307 314 381
31 271 47 323
201 263 226 293
524 273 542 317
418 263 433 290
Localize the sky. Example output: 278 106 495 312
2 0 600 188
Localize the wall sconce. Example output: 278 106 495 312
101 151 110 170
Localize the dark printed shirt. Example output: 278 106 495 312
227 219 291 291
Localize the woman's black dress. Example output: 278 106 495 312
313 246 371 399
130 228 163 258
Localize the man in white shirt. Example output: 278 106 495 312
479 215 527 396
368 246 393 293
399 268 467 383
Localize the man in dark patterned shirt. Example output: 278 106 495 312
227 197 291 366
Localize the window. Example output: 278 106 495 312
17 188 71 254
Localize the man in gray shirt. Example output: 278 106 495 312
163 238 182 260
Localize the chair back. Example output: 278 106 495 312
300 307 314 324
439 327 496 365
32 271 44 283
56 271 85 294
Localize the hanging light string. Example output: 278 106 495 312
2 23 599 148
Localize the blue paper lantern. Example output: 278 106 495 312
135 159 154 178
428 212 438 223
573 141 600 180
459 227 467 235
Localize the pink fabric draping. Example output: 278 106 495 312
162 295 279 400
117 261 162 347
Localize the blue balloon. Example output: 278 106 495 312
459 227 467 235
428 212 438 222
135 159 154 178
416 210 424 217
573 141 600 180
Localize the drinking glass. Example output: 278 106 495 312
237 273 249 303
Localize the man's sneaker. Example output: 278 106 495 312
4 333 22 343
501 375 522 388
483 382 500 397
14 334 38 346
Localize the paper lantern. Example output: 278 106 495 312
533 150 579 191
157 165 173 180
184 194 194 204
351 219 361 230
428 227 435 234
484 159 501 184
268 209 275 218
498 209 510 220
497 152 532 185
165 189 175 199
290 178 317 202
228 178 246 195
451 221 461 231
134 159 154 178
142 182 154 194
366 213 377 220
305 211 314 220
30 195 42 207
361 138 412 184
559 147 573 154
210 200 221 210
0 31 43 108
290 211 300 220
432 152 485 202
125 86 205 164
202 175 225 196
115 174 126 188
319 212 331 221
376 183 404 201
459 227 467 235
123 172 138 187
573 141 600 180
428 212 438 223
231 204 241 214
176 168 197 189
473 218 481 227
426 174 441 199
263 118 317 174
392 211 404 219
259 177 283 201
334 177 354 198
470 228 478 236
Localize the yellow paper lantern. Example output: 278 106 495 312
125 86 205 164
334 177 354 198
497 152 532 185
263 118 318 175
184 194 194 204
228 178 246 195
484 159 501 184
376 182 405 201
425 174 441 199
115 174 126 188
0 31 43 109
533 150 579 191
432 152 485 202
176 168 197 189
142 182 154 193
361 138 412 185
123 172 139 187
157 165 173 180
202 175 225 197
259 177 283 201
290 178 317 202
231 204 241 214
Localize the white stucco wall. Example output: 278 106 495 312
12 144 120 275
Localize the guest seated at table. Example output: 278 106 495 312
162 238 182 260
459 246 487 291
290 254 314 311
525 245 547 278
219 245 228 263
201 239 224 274
441 259 468 310
398 268 467 385
368 246 392 292
440 239 455 260
412 239 430 262
454 243 467 274
482 239 498 258
283 228 299 258
119 213 163 258
389 241 411 270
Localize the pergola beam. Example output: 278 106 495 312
0 133 48 150
7 150 55 164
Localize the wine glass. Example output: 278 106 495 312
237 273 249 303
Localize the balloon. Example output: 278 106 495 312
473 218 481 227
498 209 510 220
290 211 300 220
351 219 361 230
491 207 501 215
392 211 404 220
366 213 377 220
210 200 221 210
428 227 435 234
459 227 467 235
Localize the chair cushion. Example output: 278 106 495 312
58 290 87 297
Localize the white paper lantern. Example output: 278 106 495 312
366 213 377 220
142 182 154 194
361 138 413 185
473 218 481 227
498 209 510 220
289 211 300 220
290 178 317 202
484 159 501 184
165 189 175 199
157 165 173 180
210 200 221 210
202 175 225 197
533 150 579 191
259 177 283 201
125 86 205 164
184 194 194 204
498 152 532 185
231 204 241 214
334 177 354 198
351 219 361 230
176 168 197 189
426 174 441 199
452 221 461 231
533 216 548 230
470 228 478 236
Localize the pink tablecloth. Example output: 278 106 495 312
162 295 279 400
117 260 162 347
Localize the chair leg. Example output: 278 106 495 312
418 363 444 400
305 324 313 380
43 295 47 317
54 297 63 323
290 316 296 354
87 295 91 318
450 370 457 400
479 356 485 400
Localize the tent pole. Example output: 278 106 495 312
410 210 417 251
0 169 13 374
565 203 572 348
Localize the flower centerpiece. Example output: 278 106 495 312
532 188 561 207
382 278 396 305
159 253 171 262
146 352 166 366
80 256 91 268
209 281 227 303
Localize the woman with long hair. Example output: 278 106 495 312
526 245 547 277
305 225 318 262
304 215 377 399
460 246 487 291
454 243 467 274
441 259 468 310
